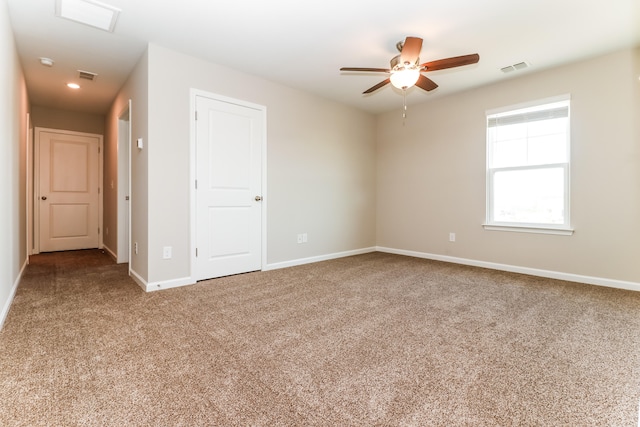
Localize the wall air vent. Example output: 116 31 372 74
500 61 530 74
77 70 98 81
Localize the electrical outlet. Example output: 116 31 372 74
134 242 138 254
302 233 308 243
449 233 456 242
297 234 303 244
162 246 172 259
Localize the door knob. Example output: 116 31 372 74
41 196 47 200
255 196 262 202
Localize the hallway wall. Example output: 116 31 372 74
30 105 104 135
0 0 29 328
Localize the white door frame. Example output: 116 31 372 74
117 101 132 265
189 89 267 281
26 113 32 258
33 127 104 254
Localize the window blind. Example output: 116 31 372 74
487 106 568 128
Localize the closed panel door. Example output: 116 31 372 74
39 131 100 252
196 96 263 280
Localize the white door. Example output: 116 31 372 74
195 95 263 280
37 129 101 252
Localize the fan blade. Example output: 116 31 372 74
401 37 423 64
421 53 479 71
340 67 390 73
415 74 438 92
363 78 390 94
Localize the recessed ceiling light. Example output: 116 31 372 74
67 83 81 89
55 0 121 32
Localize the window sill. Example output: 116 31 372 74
482 224 574 236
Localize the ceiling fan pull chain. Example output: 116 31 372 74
402 89 408 124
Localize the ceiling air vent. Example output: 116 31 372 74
55 0 121 33
77 70 98 81
500 61 530 74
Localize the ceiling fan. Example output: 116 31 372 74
340 36 479 94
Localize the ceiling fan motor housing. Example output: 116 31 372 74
390 54 419 69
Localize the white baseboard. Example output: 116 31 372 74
146 276 195 292
377 246 640 292
129 268 195 292
102 244 117 262
127 247 376 293
0 258 28 331
264 247 377 271
130 247 378 292
129 268 147 291
128 246 639 294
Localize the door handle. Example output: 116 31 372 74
41 196 47 200
255 196 262 202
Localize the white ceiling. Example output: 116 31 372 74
6 0 640 115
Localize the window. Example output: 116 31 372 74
485 95 573 235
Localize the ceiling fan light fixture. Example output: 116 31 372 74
340 36 478 97
390 66 420 90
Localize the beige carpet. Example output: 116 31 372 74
1 250 640 426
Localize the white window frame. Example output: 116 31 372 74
484 95 574 236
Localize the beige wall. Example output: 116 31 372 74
140 43 376 284
0 0 29 327
376 48 640 283
107 43 638 289
31 105 104 134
